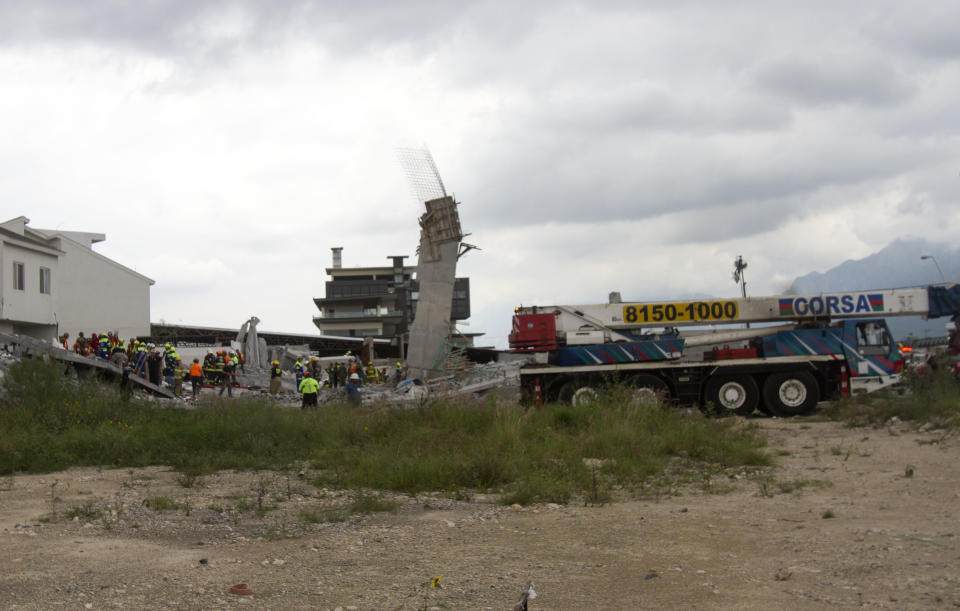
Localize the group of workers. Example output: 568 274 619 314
62 329 403 407
269 356 404 409
61 331 248 399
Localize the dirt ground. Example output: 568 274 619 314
2 416 959 610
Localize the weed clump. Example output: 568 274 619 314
821 353 960 428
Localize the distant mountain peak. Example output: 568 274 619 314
788 238 958 294
786 238 958 339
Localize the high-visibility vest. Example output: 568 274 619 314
299 377 320 394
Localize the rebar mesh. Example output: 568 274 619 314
395 145 447 204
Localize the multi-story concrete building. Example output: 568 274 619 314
0 216 153 343
313 247 470 343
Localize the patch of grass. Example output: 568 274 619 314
821 354 960 428
0 360 773 505
143 496 180 511
350 492 398 514
63 502 102 521
822 509 835 519
175 473 202 488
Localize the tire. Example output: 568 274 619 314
704 375 759 416
558 380 599 406
544 376 569 403
628 374 668 406
762 371 819 417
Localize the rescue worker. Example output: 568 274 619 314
73 332 87 355
299 370 319 409
216 351 231 395
395 361 403 382
98 333 111 360
212 350 226 386
345 372 362 406
219 352 235 397
189 358 204 399
163 344 179 386
146 346 163 386
111 341 127 366
133 341 148 378
293 357 304 389
269 360 283 395
59 332 69 350
173 358 187 397
365 361 379 384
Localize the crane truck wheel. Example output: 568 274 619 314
704 375 759 416
762 371 819 417
627 374 668 406
558 380 599 407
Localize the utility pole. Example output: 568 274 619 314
732 255 749 328
732 255 748 298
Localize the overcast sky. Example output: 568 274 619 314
3 1 959 348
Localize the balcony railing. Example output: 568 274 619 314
316 310 403 319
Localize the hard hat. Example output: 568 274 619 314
164 343 171 348
272 360 279 364
368 361 373 365
350 373 359 381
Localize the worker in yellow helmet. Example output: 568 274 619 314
365 361 379 384
269 360 283 395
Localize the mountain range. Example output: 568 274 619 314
787 238 959 340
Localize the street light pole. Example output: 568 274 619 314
920 255 946 283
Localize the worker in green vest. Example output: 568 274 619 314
298 371 320 409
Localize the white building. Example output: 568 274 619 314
0 216 153 343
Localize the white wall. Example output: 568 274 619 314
0 242 58 327
52 236 152 341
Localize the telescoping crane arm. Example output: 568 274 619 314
516 286 959 332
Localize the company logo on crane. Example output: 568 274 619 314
779 294 884 317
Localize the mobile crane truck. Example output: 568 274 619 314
509 284 960 416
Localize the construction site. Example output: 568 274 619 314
1 145 959 412
0 148 526 407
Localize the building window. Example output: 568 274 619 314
39 267 51 294
12 261 24 290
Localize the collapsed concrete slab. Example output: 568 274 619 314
235 316 268 371
405 195 463 381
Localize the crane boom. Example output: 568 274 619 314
516 286 956 333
